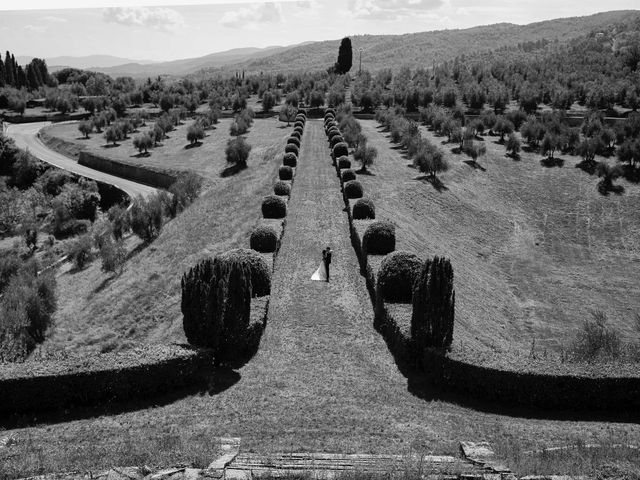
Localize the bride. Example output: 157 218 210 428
311 248 328 281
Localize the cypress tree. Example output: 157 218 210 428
411 256 455 352
5 51 14 86
16 65 27 89
0 57 5 87
336 37 353 75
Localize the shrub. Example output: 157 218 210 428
108 204 130 240
569 310 622 362
283 152 298 167
338 156 351 169
344 180 363 199
130 194 164 242
278 165 294 180
273 180 291 196
341 169 356 182
411 256 455 352
376 251 423 303
293 126 303 137
328 127 341 138
168 172 203 215
67 234 92 269
99 236 126 273
294 121 304 130
291 130 301 140
330 134 344 149
333 142 348 159
217 248 271 297
0 253 21 293
225 137 252 169
363 220 395 255
353 198 375 219
287 137 301 149
284 144 299 156
262 195 286 219
249 225 279 253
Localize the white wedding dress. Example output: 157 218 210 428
311 261 327 281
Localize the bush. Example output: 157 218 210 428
249 225 279 253
294 121 304 130
67 234 92 269
107 204 130 240
343 180 363 199
333 142 348 159
284 143 299 157
569 310 622 362
363 220 395 255
338 156 351 169
168 172 203 215
273 180 291 196
376 251 422 303
99 236 127 273
279 165 293 180
327 127 341 138
225 137 252 169
283 152 298 167
293 126 303 136
353 198 375 219
217 248 271 297
262 195 286 218
330 134 344 149
287 137 301 149
411 256 455 351
341 169 356 182
0 253 21 293
130 194 164 242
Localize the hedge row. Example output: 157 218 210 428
0 345 213 414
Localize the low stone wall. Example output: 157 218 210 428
0 345 213 415
79 151 177 190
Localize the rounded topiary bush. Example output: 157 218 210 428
217 248 271 297
328 127 340 137
283 152 298 167
285 143 299 156
279 165 293 180
325 108 336 116
376 251 423 303
344 180 363 199
333 142 349 159
338 156 351 169
363 220 395 255
273 180 291 196
287 136 301 148
291 130 301 140
294 127 303 137
262 195 286 219
341 168 356 182
294 120 304 129
296 112 306 120
324 119 335 130
353 198 375 219
297 109 307 117
330 134 344 149
249 225 279 254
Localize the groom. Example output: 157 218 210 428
323 247 332 282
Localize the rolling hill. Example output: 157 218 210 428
16 54 156 70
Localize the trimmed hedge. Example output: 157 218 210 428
291 130 302 140
217 248 271 297
262 195 287 219
285 143 299 156
328 127 341 138
0 345 212 414
287 137 301 149
274 180 291 196
353 198 376 219
294 126 304 136
279 165 294 180
249 225 279 253
344 180 364 199
333 142 349 159
338 156 351 169
330 135 344 149
294 121 304 130
341 169 356 182
283 152 298 167
363 220 396 255
376 251 423 303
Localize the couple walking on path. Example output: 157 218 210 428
311 247 332 282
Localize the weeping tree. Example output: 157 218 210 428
411 256 455 352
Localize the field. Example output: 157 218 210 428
357 120 640 356
42 114 287 184
3 120 640 479
32 117 289 357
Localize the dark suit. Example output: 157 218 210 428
324 250 332 282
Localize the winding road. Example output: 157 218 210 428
5 122 157 199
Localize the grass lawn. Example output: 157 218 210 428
357 120 640 357
2 121 640 479
43 116 292 184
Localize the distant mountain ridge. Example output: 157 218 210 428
15 54 156 70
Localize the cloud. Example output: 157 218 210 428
102 6 184 31
41 16 67 23
24 24 47 33
347 0 445 20
220 2 284 29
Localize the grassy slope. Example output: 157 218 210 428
41 117 289 356
358 120 640 356
4 120 640 478
233 10 639 73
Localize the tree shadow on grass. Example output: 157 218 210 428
507 153 521 161
463 160 487 172
355 168 376 176
184 141 202 149
130 152 151 158
522 145 538 154
220 163 247 178
597 181 625 196
102 143 120 149
414 175 448 192
540 157 564 168
575 160 597 175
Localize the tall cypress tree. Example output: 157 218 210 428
5 51 14 86
0 57 5 87
16 65 26 89
335 37 353 75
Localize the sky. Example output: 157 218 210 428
1 0 639 62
